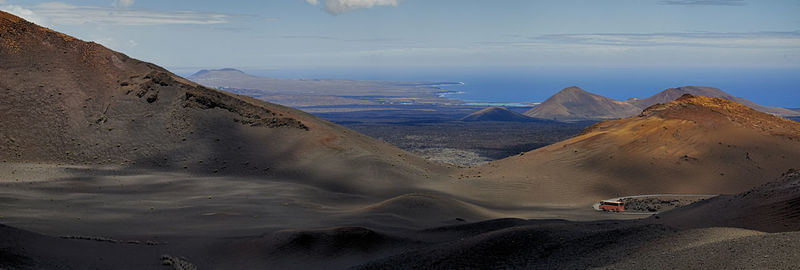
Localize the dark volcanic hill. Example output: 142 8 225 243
461 106 535 122
523 86 641 121
658 169 800 233
0 11 440 194
630 86 800 117
465 95 800 206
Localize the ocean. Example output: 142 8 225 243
190 66 800 108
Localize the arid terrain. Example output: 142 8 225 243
464 94 800 206
316 106 590 166
2 11 800 270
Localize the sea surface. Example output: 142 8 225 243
178 67 800 108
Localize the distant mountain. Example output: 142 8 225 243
188 68 252 83
525 85 800 122
523 86 641 121
186 68 453 97
630 86 800 117
461 107 536 122
187 68 460 108
189 68 245 77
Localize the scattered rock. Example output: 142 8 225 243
160 255 196 270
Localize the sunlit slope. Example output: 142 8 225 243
467 95 800 206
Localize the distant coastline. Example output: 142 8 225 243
431 82 539 107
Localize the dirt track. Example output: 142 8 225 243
593 194 717 214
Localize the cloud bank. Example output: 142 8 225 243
1 2 230 26
116 0 135 8
480 32 800 50
659 0 746 6
539 32 799 49
306 0 399 15
0 5 46 25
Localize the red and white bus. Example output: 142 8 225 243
599 200 625 212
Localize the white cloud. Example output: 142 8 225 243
4 2 230 26
475 32 800 52
116 0 135 8
527 32 800 49
0 5 47 25
305 0 399 15
659 0 746 6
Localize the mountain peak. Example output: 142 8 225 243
641 95 751 118
191 69 211 77
218 68 244 72
524 86 641 121
666 86 727 96
461 106 535 122
639 95 800 134
188 68 247 79
555 86 588 95
631 86 800 117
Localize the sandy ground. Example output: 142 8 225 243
0 162 654 270
0 163 641 239
600 228 800 269
4 163 799 269
5 217 800 270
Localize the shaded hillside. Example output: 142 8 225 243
657 169 800 233
461 106 537 122
523 86 641 121
0 223 169 269
0 11 441 195
630 86 800 117
6 215 800 270
461 95 800 206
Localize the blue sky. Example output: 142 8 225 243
2 0 798 69
2 0 800 106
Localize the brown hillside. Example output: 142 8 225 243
458 95 800 206
630 86 800 117
0 11 442 195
